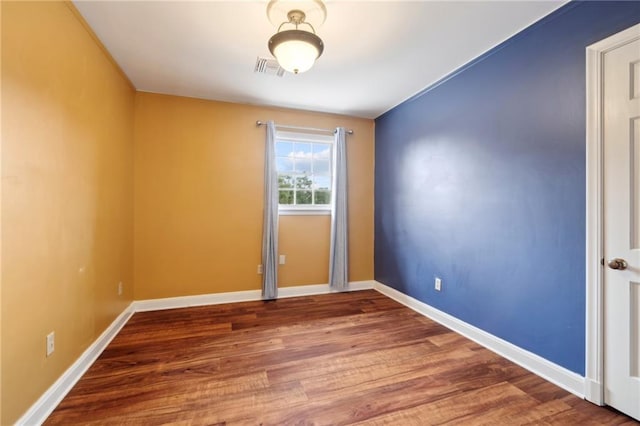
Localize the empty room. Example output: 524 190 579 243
2 0 640 424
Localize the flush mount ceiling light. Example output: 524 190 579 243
267 1 326 75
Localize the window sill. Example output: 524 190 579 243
279 208 331 216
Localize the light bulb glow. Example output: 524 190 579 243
273 40 319 74
268 29 324 74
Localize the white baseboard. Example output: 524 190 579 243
16 303 135 426
279 280 375 298
133 280 376 312
373 281 586 398
133 289 263 312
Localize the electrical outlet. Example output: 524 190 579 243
279 255 286 265
46 332 55 357
435 277 442 291
257 264 263 274
118 282 123 296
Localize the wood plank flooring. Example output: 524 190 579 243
45 290 637 425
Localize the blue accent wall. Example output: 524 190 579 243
374 1 640 375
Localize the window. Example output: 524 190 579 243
275 131 333 214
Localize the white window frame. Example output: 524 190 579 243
275 130 334 216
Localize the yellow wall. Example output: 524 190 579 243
0 2 4 422
1 1 374 422
134 93 374 299
1 2 135 423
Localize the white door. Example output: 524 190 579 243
603 34 640 420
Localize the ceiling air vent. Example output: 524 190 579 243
254 57 285 77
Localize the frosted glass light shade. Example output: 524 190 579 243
273 40 318 74
268 30 324 74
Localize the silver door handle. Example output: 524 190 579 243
607 258 627 270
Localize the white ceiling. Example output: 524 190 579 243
73 1 566 119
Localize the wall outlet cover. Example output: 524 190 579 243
46 332 55 357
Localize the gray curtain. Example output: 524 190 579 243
329 127 348 291
261 121 278 300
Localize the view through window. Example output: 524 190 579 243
275 132 333 211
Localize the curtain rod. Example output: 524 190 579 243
256 121 354 135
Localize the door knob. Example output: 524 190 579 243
607 258 627 270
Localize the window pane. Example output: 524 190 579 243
276 141 294 158
276 137 333 209
295 158 312 173
278 174 294 189
279 190 294 204
314 190 331 205
295 175 313 189
293 143 312 158
313 175 331 190
314 159 330 174
276 157 293 172
297 190 312 204
313 144 331 160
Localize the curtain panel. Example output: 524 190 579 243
261 121 279 299
329 127 349 291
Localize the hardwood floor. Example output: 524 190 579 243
46 290 637 425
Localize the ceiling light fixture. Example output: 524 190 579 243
268 9 324 74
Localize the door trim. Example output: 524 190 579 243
585 23 640 405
